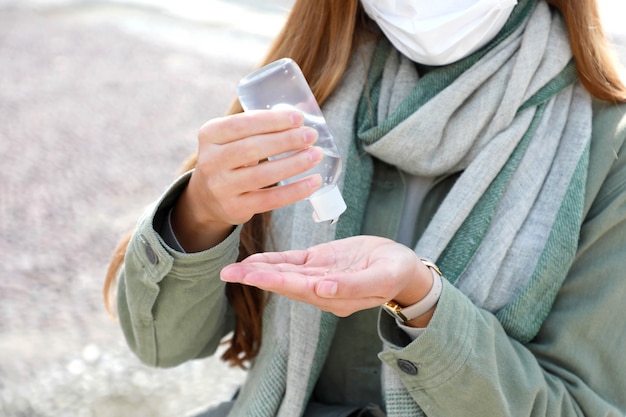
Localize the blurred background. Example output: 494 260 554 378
0 1 623 416
0 0 290 416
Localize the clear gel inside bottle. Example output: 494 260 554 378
237 58 347 223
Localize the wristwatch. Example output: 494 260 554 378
382 259 442 323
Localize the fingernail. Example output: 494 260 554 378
307 174 322 189
220 266 237 282
290 111 304 126
308 146 323 162
219 270 231 282
303 128 318 144
317 281 337 297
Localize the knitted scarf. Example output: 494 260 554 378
227 1 592 416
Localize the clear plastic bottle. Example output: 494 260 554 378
237 58 347 223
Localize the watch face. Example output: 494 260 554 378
383 301 408 322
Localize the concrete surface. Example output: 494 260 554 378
0 1 289 416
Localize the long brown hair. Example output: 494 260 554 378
104 0 626 368
546 0 626 101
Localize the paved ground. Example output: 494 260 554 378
0 1 289 416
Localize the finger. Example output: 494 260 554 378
220 262 322 295
242 249 310 265
313 266 395 301
194 142 322 213
228 126 319 168
203 174 321 225
240 242 342 271
232 146 324 191
221 263 386 317
229 174 321 215
223 255 331 278
199 110 304 145
317 296 387 317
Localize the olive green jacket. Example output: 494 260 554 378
117 101 626 416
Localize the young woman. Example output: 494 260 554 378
105 0 626 415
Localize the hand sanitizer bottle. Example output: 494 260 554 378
237 58 347 223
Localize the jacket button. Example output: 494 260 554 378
396 359 418 376
144 244 158 265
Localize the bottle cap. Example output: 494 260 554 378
309 185 347 223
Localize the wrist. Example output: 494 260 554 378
383 259 442 327
393 257 435 307
171 185 234 252
403 303 437 328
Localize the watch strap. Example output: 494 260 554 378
383 259 442 323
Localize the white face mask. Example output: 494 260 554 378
360 0 518 66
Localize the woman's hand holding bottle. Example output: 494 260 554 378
171 110 323 252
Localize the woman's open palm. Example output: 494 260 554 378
221 235 432 317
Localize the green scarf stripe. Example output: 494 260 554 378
344 0 538 243
405 0 536 116
437 59 578 281
244 347 289 415
436 103 547 282
519 60 578 113
357 0 537 146
496 146 589 342
342 0 541 245
356 38 392 144
304 312 341 399
335 131 374 241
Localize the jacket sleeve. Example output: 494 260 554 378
378 104 626 415
116 172 241 368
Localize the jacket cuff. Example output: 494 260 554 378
378 279 475 389
131 170 242 283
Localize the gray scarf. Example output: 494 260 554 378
228 1 592 416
